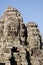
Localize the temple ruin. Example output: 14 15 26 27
0 6 43 65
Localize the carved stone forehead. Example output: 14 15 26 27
2 6 23 22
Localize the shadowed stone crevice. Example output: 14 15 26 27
11 47 19 53
17 21 28 46
0 63 5 65
25 49 32 65
9 52 17 65
9 47 19 65
40 36 42 49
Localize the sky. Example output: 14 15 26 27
0 0 43 38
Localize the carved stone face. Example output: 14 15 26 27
5 21 19 41
20 23 27 42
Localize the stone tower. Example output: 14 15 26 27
0 6 43 65
27 22 41 50
0 6 28 65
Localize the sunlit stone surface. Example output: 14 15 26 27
0 6 43 65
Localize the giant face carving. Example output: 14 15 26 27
5 21 19 41
19 23 27 42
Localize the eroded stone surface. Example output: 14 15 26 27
0 6 43 65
